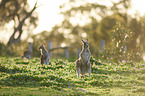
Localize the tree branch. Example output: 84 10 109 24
7 2 37 47
13 0 19 28
0 0 8 8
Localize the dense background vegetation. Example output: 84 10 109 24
0 0 145 62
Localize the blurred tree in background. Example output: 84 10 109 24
46 0 133 57
0 0 38 56
139 17 145 53
0 0 145 61
128 18 141 48
97 14 126 46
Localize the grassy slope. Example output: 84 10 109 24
0 57 145 96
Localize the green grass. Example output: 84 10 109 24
0 57 145 96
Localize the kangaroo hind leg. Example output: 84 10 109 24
76 60 81 78
87 61 91 78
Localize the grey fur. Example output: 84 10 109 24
22 50 32 59
76 39 91 78
39 44 50 65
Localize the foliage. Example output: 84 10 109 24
0 42 6 56
100 23 142 62
0 0 38 48
111 23 133 50
55 0 109 48
97 14 126 43
43 0 134 58
110 23 132 62
0 57 145 96
138 16 145 52
111 0 131 15
128 18 142 49
0 0 144 61
0 0 38 27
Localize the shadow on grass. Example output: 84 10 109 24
15 61 29 65
40 65 64 70
0 73 70 88
0 72 100 93
133 88 145 93
0 64 29 74
92 65 135 76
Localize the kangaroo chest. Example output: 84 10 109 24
81 49 90 63
42 50 48 56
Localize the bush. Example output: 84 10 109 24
100 23 143 62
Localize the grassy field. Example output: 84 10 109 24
0 57 145 96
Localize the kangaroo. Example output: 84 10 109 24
76 39 91 78
39 44 50 65
22 50 32 59
22 43 32 59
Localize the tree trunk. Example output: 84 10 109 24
7 2 37 48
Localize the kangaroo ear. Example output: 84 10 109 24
81 39 85 43
86 39 88 42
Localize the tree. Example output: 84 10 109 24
128 18 141 49
111 0 131 22
0 0 38 47
59 0 108 47
97 14 126 45
139 16 145 52
53 0 133 56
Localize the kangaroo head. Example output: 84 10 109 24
39 44 45 49
81 39 89 48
